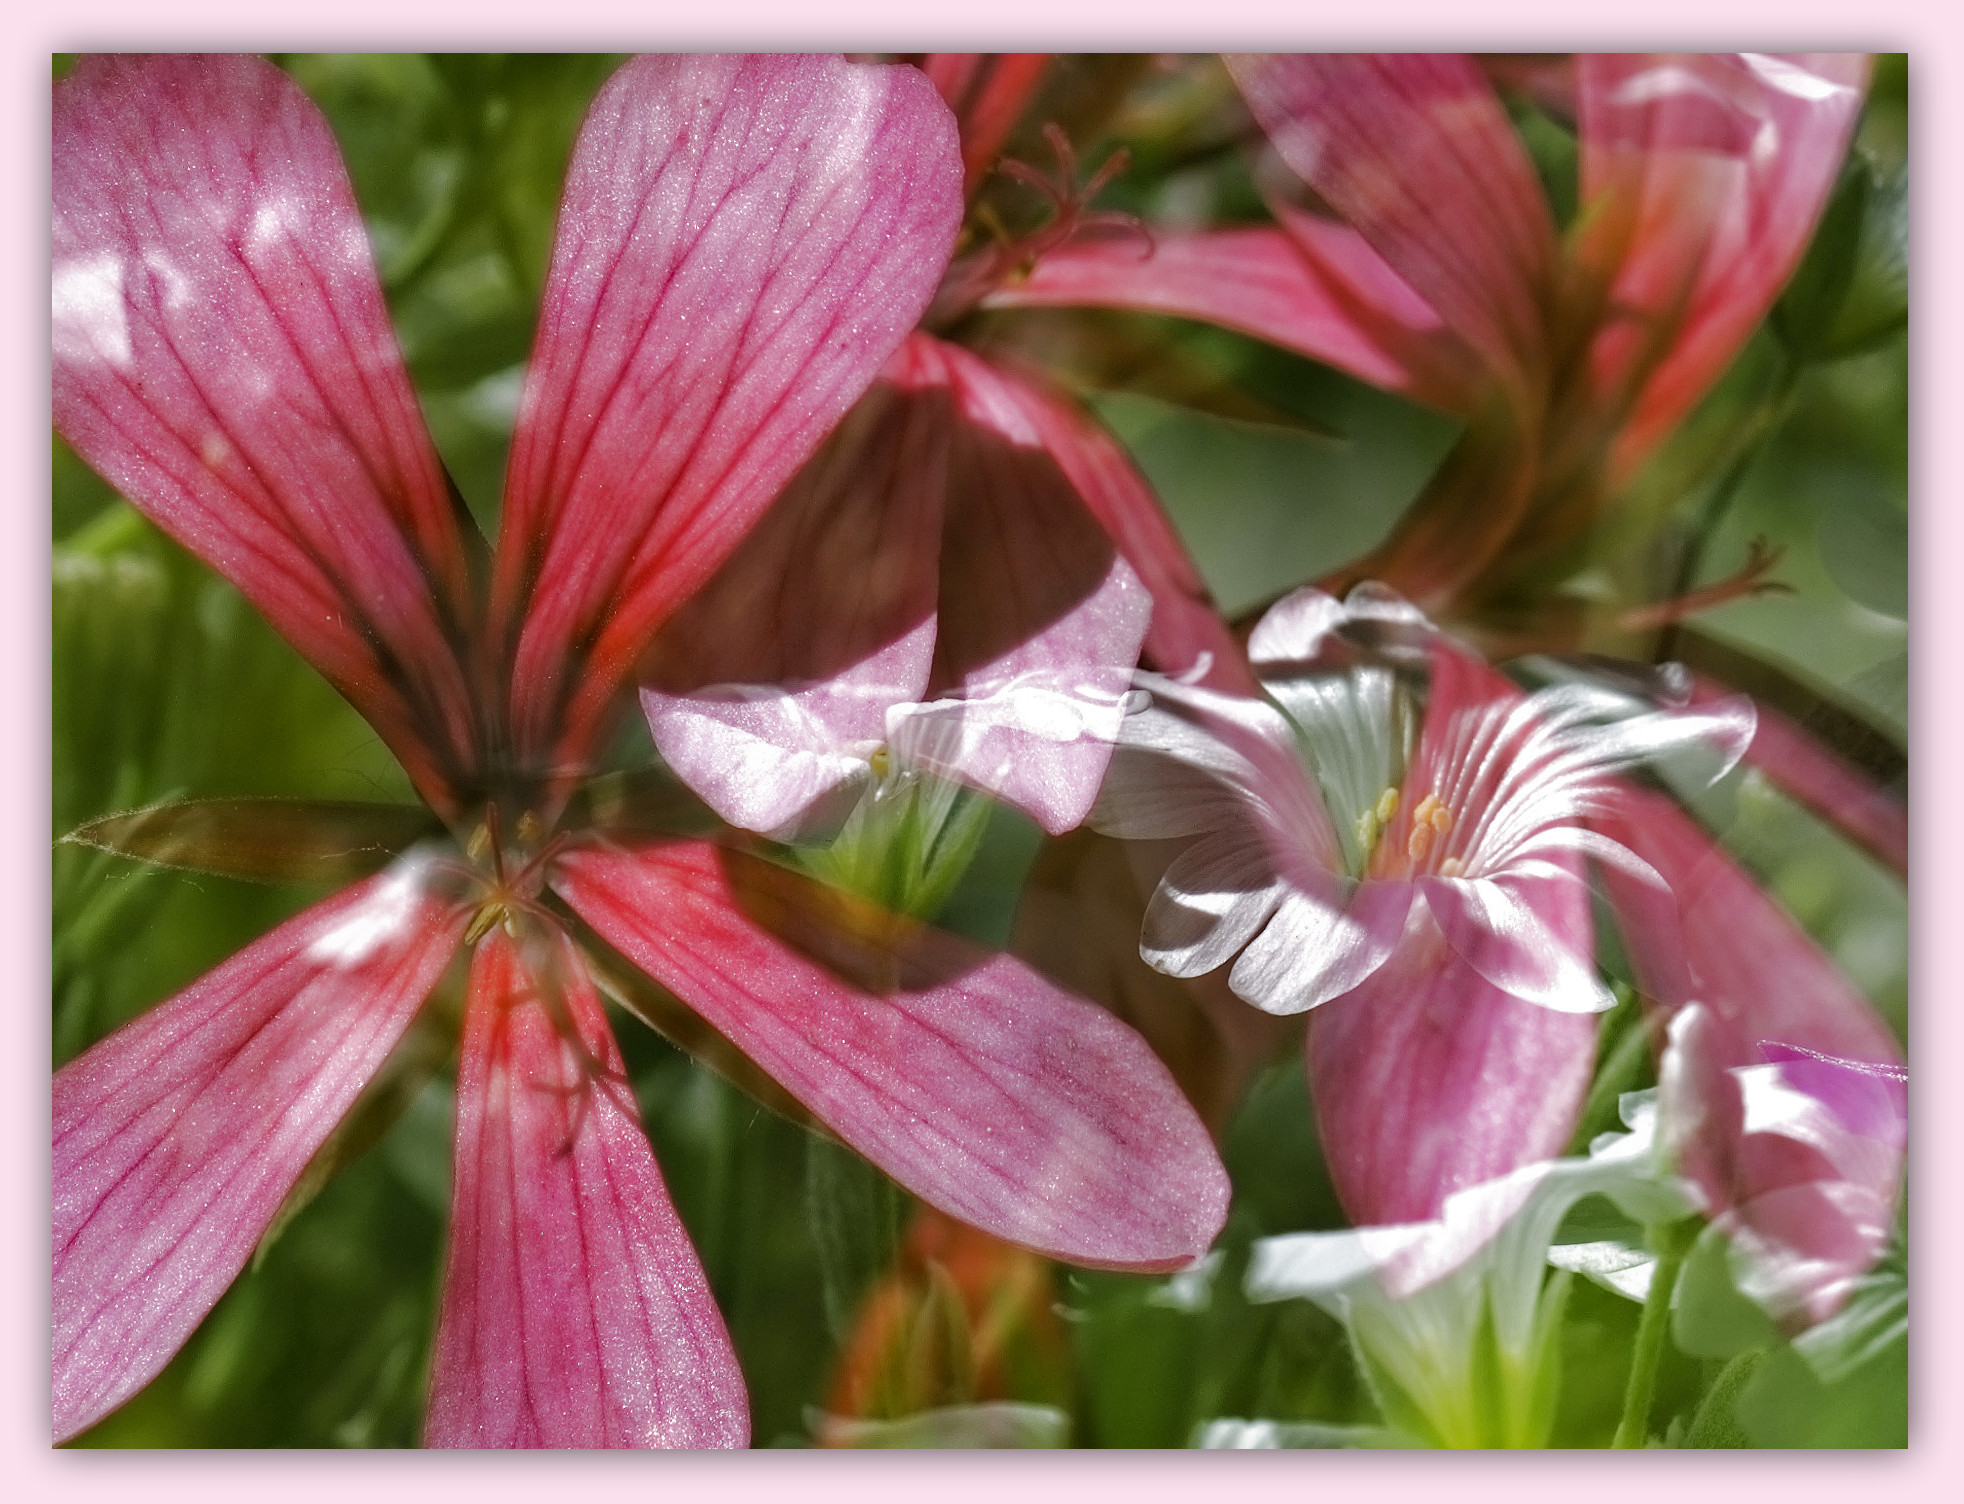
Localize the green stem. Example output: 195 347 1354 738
1611 1226 1690 1448
1656 353 1801 664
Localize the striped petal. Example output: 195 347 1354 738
425 927 745 1448
53 54 480 814
492 54 962 790
552 839 1229 1271
53 858 466 1441
1228 53 1556 391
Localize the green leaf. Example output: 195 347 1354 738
64 798 442 887
806 1133 909 1345
1672 1222 1778 1360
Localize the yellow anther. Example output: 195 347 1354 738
464 901 504 946
869 745 891 780
1375 787 1401 824
1438 856 1466 878
465 823 493 863
516 811 546 847
1428 802 1454 834
1406 821 1434 864
1355 809 1380 853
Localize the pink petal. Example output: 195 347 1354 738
53 861 467 1441
1576 54 1869 481
1691 673 1907 879
1228 53 1556 389
1594 783 1903 1067
552 840 1229 1271
911 340 1154 833
425 928 746 1448
1306 901 1598 1227
52 54 480 816
491 54 963 789
988 222 1482 415
919 53 1052 198
639 361 950 835
1660 1005 1902 1329
979 350 1256 694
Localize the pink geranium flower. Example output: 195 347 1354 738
1092 585 1750 1224
52 53 1228 1447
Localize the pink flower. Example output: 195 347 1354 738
1597 789 1906 1327
52 53 1228 1447
989 53 1900 880
640 55 1254 846
1092 585 1751 1224
999 52 1868 600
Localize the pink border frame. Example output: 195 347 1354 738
9 6 1954 1496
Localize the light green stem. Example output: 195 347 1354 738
1611 1229 1689 1448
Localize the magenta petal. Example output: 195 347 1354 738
53 862 466 1441
53 54 479 815
1595 784 1903 1067
1307 902 1598 1227
639 359 954 833
905 343 1152 832
986 225 1481 414
425 929 745 1448
493 54 963 780
1228 53 1556 387
1577 54 1868 480
553 840 1229 1270
977 352 1255 694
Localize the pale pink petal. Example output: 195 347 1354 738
1228 53 1556 388
639 359 951 834
1660 1005 1902 1329
1595 784 1903 1066
492 54 963 785
1306 903 1598 1227
53 860 467 1441
986 223 1481 414
52 54 479 815
1577 54 1869 481
552 840 1228 1271
1140 829 1287 979
913 341 1154 833
980 351 1256 693
425 929 745 1448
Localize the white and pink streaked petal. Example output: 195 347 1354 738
1418 872 1616 1014
53 54 479 815
493 54 963 781
1140 829 1287 979
1307 900 1598 1228
53 860 467 1443
1225 877 1414 1016
425 928 746 1449
552 840 1229 1271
